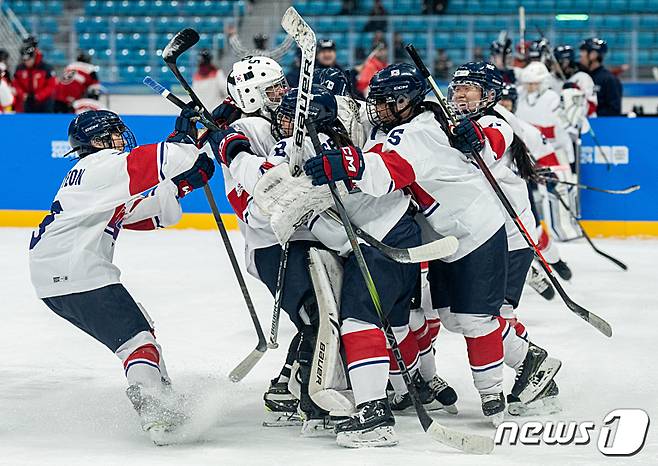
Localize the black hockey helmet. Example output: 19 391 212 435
553 44 580 77
20 36 38 60
67 110 136 158
273 84 338 140
580 37 608 55
490 35 512 57
500 83 519 113
448 61 504 118
366 63 428 132
313 67 351 97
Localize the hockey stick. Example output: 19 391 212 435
519 6 526 55
267 242 287 349
307 123 493 455
535 175 640 195
586 126 613 171
553 193 628 270
324 208 458 263
161 30 268 381
406 44 612 338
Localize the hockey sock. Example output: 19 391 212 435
116 331 163 388
497 316 529 371
277 331 302 384
537 225 561 264
388 325 421 395
409 309 436 381
461 316 504 395
341 318 389 407
425 307 441 344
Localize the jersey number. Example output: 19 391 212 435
387 129 405 146
29 201 63 250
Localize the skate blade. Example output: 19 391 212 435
300 419 335 438
508 395 562 417
518 358 562 404
488 411 505 428
336 425 398 448
262 410 303 427
146 423 181 446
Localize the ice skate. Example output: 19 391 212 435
126 384 187 445
527 263 555 300
426 375 459 414
550 259 572 280
508 380 562 416
263 378 303 427
389 373 457 414
481 392 506 427
335 398 398 448
299 390 333 437
511 342 562 404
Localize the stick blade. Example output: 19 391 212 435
567 299 613 337
427 420 495 454
407 236 458 263
281 6 316 50
163 28 200 63
228 348 266 382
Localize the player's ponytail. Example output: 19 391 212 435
491 109 536 180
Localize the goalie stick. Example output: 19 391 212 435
406 43 612 338
323 208 459 263
306 123 493 454
161 31 268 381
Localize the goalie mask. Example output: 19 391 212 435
366 63 428 133
448 62 503 118
227 56 288 114
272 84 338 140
67 110 136 158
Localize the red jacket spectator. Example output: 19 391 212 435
54 55 99 113
356 53 388 96
13 43 57 113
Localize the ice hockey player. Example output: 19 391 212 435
498 83 571 289
208 56 322 430
28 109 215 443
515 61 581 245
265 84 423 447
447 66 563 416
304 63 560 426
489 34 516 84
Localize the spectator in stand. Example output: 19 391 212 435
317 39 343 70
423 0 448 14
0 63 14 113
433 48 453 80
13 36 56 113
0 49 11 78
579 37 622 116
191 49 228 110
54 52 99 113
340 0 356 14
364 0 387 33
393 33 407 62
356 41 388 96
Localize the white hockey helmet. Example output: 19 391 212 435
227 56 288 114
520 61 550 84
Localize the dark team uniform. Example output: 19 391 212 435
589 65 622 116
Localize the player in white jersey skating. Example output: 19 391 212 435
28 109 216 443
315 66 459 417
304 63 560 426
208 56 320 428
448 68 563 417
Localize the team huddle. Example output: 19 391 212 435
27 33 600 448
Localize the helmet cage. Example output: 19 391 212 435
366 93 414 133
447 80 496 118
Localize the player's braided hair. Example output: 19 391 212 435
490 108 537 180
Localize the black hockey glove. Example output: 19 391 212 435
171 152 215 198
167 106 199 144
450 117 486 157
212 97 243 129
304 146 364 188
206 127 252 166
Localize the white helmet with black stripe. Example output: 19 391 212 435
227 56 288 114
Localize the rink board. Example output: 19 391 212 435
0 114 655 236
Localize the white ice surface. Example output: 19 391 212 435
1 228 656 465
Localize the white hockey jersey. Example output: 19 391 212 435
356 111 505 262
224 116 316 276
29 142 202 298
262 131 411 257
516 87 574 164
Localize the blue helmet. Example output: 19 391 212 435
273 84 337 140
366 63 428 132
500 83 518 113
490 37 512 57
553 44 580 77
67 110 136 158
313 67 350 97
448 61 504 118
580 37 608 55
